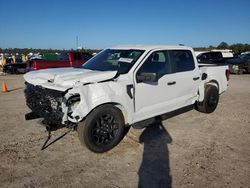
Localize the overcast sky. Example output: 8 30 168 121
0 0 250 49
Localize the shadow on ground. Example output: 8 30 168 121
138 122 172 188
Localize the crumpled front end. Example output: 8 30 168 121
23 68 122 127
24 76 131 128
24 82 118 126
24 82 65 126
61 82 119 124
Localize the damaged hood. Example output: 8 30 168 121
23 67 117 90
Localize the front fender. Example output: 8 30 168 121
61 82 132 124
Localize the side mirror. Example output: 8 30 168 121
136 72 157 83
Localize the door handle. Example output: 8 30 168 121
167 81 176 85
193 77 200 81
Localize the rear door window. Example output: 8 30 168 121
74 52 83 61
82 53 93 61
58 52 69 60
169 50 195 72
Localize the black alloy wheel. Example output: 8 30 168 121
196 85 219 113
77 104 125 153
91 113 119 146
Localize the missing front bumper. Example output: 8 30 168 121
24 83 65 125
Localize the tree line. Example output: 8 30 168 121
0 48 100 55
0 42 250 55
194 42 250 55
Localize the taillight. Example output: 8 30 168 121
225 69 230 81
33 63 38 70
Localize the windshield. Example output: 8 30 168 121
82 49 145 74
240 53 250 60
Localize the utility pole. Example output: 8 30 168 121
76 36 79 49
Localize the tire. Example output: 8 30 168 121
77 104 125 153
196 85 219 113
123 126 131 138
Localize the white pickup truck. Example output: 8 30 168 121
24 45 229 153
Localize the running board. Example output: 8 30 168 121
132 105 194 129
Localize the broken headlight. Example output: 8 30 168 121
66 94 81 119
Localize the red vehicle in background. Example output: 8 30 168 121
27 51 93 71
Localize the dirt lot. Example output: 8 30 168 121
0 74 249 188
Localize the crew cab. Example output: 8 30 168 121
27 51 93 71
24 45 229 153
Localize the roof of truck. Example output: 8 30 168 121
112 44 193 51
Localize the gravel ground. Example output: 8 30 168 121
0 74 249 188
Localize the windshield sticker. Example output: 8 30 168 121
118 58 134 63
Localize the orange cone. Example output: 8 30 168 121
2 82 8 93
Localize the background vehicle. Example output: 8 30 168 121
239 52 250 73
2 53 27 74
3 62 27 74
196 51 245 74
24 45 229 153
27 51 93 71
211 49 234 58
3 51 93 74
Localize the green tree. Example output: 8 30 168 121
217 42 229 49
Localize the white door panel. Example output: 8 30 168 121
133 50 200 123
133 71 200 122
172 71 200 104
134 74 179 122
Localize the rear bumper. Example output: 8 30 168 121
229 64 245 74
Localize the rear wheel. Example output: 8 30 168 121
77 105 125 153
196 85 219 113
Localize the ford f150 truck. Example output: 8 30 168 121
27 51 93 71
23 45 229 153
